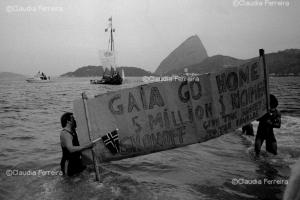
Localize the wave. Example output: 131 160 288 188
10 136 36 141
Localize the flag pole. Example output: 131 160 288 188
259 49 270 112
110 17 114 52
81 92 101 182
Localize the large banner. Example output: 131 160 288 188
74 56 268 163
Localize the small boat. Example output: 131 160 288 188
90 17 123 85
26 72 52 83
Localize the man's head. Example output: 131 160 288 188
60 112 76 128
270 94 278 109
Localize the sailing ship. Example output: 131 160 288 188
90 17 123 85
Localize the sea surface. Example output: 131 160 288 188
0 76 300 200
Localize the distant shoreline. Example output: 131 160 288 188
59 74 300 78
269 74 300 77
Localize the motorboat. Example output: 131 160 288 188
26 72 52 83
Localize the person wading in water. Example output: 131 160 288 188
255 94 281 156
60 112 94 176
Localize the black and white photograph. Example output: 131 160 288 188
0 0 299 199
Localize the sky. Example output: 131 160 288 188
0 0 299 76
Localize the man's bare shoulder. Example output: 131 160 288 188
60 130 72 141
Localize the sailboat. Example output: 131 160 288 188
90 17 123 85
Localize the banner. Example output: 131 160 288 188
74 57 268 163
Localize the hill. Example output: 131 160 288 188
163 49 300 76
61 66 103 77
155 35 208 75
117 67 152 77
153 35 300 76
258 49 300 75
166 55 246 75
0 72 26 80
60 66 152 77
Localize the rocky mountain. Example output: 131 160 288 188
0 72 26 80
60 66 152 77
155 35 208 75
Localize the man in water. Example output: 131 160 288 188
60 112 94 176
255 94 281 156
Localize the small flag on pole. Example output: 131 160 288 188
108 17 112 27
101 130 120 154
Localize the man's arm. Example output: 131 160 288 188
60 132 93 153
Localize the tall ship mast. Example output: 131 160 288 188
90 17 123 85
106 17 115 52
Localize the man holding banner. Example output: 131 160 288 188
60 112 95 176
255 94 281 156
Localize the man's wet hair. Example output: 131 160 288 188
270 94 278 109
61 112 73 128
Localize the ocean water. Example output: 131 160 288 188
0 76 299 200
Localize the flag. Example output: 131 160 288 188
108 17 112 27
101 130 120 154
